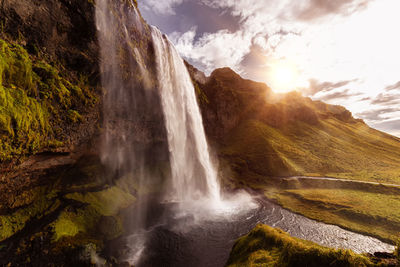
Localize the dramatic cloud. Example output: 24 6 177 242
385 81 400 91
170 27 251 73
357 108 400 121
317 89 363 101
291 0 373 21
370 119 400 137
371 93 400 105
305 79 357 96
141 0 183 15
139 1 240 37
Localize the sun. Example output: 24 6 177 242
269 60 300 93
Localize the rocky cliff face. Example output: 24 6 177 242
0 1 164 265
1 0 99 78
0 0 102 163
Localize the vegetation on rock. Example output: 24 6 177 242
0 38 97 161
226 224 395 267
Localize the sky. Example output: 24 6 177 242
139 0 400 137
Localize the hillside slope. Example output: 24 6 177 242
192 67 400 184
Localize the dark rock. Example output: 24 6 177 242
0 0 99 82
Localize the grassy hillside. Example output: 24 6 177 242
192 67 400 246
224 118 400 183
195 67 400 184
225 224 394 267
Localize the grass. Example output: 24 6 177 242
203 68 400 184
226 224 381 267
222 118 400 184
66 186 136 217
272 187 400 244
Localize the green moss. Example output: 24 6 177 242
53 214 80 239
193 80 209 104
226 224 377 267
68 110 82 123
0 187 59 241
66 186 135 217
52 185 135 241
52 206 99 241
0 38 97 161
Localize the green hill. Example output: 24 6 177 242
192 67 400 184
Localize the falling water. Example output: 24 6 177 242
96 0 168 236
151 28 221 206
96 0 223 226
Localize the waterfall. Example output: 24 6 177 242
95 0 255 264
151 28 221 205
95 0 164 235
96 0 221 221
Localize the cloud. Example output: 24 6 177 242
370 119 400 137
305 79 357 96
385 81 400 91
140 0 400 137
164 0 376 77
139 1 241 37
357 108 400 121
318 89 363 101
371 93 400 105
141 0 184 15
291 0 373 21
170 27 252 74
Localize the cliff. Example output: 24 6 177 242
0 1 159 265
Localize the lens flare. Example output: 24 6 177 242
271 61 297 92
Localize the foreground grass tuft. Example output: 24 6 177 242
226 224 382 267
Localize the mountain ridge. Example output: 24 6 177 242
189 65 400 183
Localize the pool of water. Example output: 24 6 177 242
107 194 394 267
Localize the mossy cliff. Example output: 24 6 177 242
0 0 103 163
0 38 97 161
0 0 156 265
